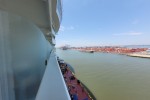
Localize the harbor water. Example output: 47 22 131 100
56 49 150 100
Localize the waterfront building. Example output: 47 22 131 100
146 48 150 54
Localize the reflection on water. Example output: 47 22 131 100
56 49 150 100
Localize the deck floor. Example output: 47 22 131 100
59 62 92 100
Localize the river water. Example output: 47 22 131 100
56 49 150 100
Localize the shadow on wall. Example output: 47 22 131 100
0 10 53 100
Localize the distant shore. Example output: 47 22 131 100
70 46 150 58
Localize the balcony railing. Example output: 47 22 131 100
56 0 63 22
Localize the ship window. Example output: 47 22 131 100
45 60 48 66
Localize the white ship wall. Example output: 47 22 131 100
0 0 50 33
0 10 52 100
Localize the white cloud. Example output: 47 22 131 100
59 26 65 31
59 25 75 32
113 32 143 36
127 32 143 35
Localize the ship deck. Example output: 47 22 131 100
58 60 93 100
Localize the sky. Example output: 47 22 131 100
56 0 150 47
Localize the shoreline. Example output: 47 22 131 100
71 49 150 59
127 53 150 58
69 47 150 59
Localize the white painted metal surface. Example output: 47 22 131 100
0 0 68 100
0 10 15 100
0 10 51 100
36 51 71 100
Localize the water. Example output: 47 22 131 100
56 49 150 100
124 45 150 48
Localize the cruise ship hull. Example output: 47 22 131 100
0 0 70 100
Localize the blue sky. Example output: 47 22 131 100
56 0 150 47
